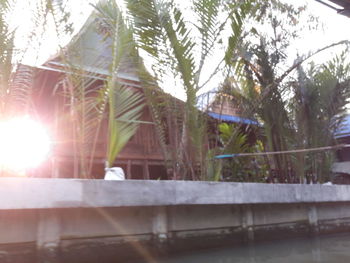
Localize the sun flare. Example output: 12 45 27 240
0 117 50 174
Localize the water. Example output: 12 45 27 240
156 234 350 263
4 234 350 262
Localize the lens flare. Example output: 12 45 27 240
0 117 50 174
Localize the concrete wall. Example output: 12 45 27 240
1 178 350 209
1 178 350 262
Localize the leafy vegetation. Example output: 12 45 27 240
0 0 146 178
0 0 349 183
228 1 350 183
126 0 255 180
52 0 146 178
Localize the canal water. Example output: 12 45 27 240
4 233 350 262
154 234 350 263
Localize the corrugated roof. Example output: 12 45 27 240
208 112 259 126
335 115 350 138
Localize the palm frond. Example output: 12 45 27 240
225 0 254 73
0 1 14 115
95 0 145 168
193 0 222 64
127 0 256 180
8 64 34 114
106 83 144 166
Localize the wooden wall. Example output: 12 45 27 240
31 67 167 179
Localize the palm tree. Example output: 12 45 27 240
49 0 146 178
0 0 146 178
126 0 255 180
234 37 350 183
291 54 350 183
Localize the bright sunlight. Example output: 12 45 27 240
0 117 50 174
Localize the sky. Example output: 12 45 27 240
11 0 98 66
9 0 350 100
291 0 350 62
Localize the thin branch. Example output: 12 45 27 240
276 40 350 85
196 12 231 82
198 58 225 90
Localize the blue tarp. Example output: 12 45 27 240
208 112 259 126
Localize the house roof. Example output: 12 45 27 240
208 112 260 126
335 115 350 138
317 0 350 17
42 8 139 83
327 0 350 8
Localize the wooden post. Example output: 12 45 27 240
143 160 150 180
51 158 60 178
308 205 319 235
127 160 132 179
152 206 168 244
241 205 254 243
37 210 61 263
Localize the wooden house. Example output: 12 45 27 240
29 8 261 180
331 115 350 183
207 91 260 146
30 13 168 180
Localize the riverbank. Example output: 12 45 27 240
1 178 350 262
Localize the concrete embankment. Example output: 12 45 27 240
1 178 350 262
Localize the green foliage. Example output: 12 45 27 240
127 0 255 180
46 0 145 177
2 0 347 183
106 83 144 168
94 0 145 168
290 52 350 183
237 43 350 183
224 0 350 183
0 1 27 116
217 123 266 182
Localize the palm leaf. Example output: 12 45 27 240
127 0 255 180
106 83 144 166
94 0 145 168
